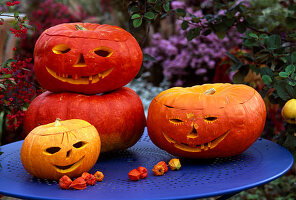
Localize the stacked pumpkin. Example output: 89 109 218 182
21 23 146 180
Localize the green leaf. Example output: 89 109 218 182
148 0 157 3
232 71 245 83
143 53 156 62
248 32 259 39
14 11 19 17
237 22 247 33
243 39 258 47
262 75 272 85
279 72 289 78
259 87 270 98
281 57 288 64
129 6 140 13
131 13 141 19
202 29 212 36
160 13 168 19
163 2 170 12
286 16 296 29
266 34 281 50
0 83 5 89
133 18 142 28
285 64 295 75
1 74 12 79
154 4 161 12
260 67 274 78
224 18 235 27
216 31 226 39
288 4 296 11
186 27 200 41
191 17 200 23
291 52 296 64
144 12 155 20
175 8 186 17
22 23 33 29
181 21 189 30
288 81 296 86
226 52 239 63
274 80 295 100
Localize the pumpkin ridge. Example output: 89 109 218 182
44 33 129 41
31 125 93 136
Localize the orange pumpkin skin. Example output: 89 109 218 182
147 84 266 158
34 23 142 94
24 87 146 153
21 119 101 180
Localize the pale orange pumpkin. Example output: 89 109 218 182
147 83 266 158
21 119 101 180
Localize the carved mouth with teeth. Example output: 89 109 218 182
54 156 85 173
162 130 230 152
46 67 114 84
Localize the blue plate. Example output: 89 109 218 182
0 129 293 200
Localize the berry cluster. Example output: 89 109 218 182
0 58 42 137
10 24 28 38
6 0 20 7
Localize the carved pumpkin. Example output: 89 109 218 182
24 87 146 153
21 119 101 180
147 83 266 158
34 23 142 94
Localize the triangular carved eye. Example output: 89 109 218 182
94 47 113 57
52 44 71 54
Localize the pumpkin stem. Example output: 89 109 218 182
75 24 87 31
204 88 216 95
54 118 62 126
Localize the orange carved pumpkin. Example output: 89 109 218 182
34 23 142 94
147 83 266 158
24 87 146 153
21 119 101 180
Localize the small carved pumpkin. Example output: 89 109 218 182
34 23 142 94
21 119 101 180
147 83 266 158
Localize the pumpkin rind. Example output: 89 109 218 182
147 83 266 158
21 119 101 180
24 87 146 153
34 23 143 94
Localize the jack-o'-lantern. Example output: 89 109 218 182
34 23 142 94
23 87 146 153
21 119 101 180
147 83 266 158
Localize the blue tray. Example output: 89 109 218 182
0 129 294 200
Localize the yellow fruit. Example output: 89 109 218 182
281 99 296 124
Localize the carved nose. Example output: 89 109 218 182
66 149 72 158
73 54 86 67
187 124 198 138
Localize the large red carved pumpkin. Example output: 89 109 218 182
147 83 266 158
34 23 142 94
24 87 146 153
